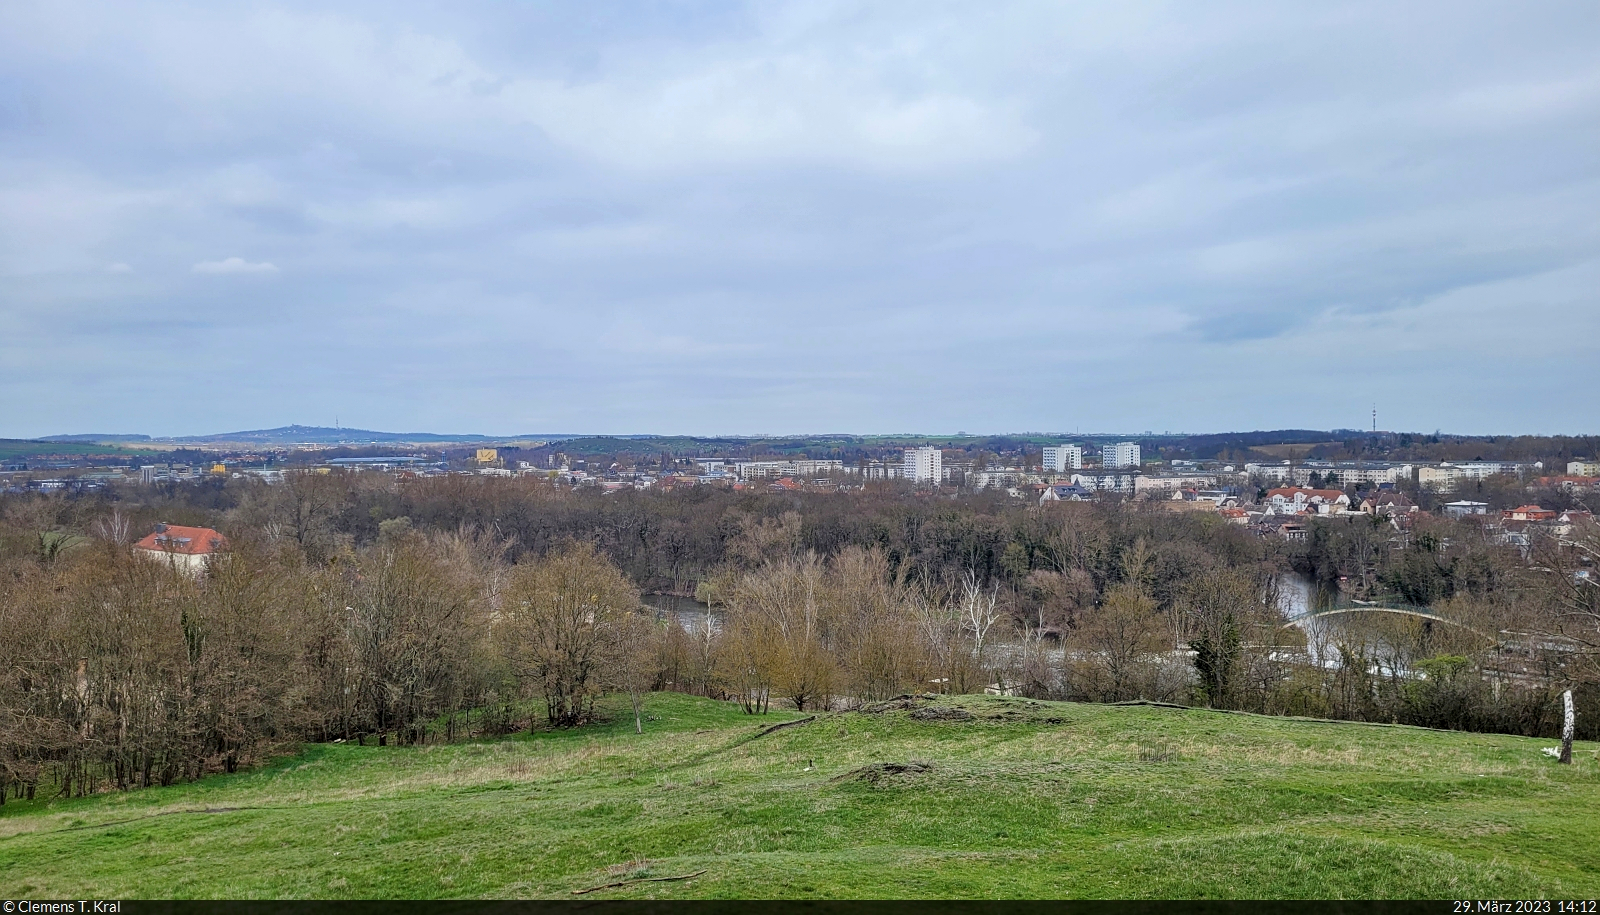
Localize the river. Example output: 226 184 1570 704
1277 572 1342 668
642 593 720 635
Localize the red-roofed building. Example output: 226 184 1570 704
1503 505 1557 522
134 523 228 574
1536 475 1599 492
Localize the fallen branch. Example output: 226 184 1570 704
572 869 707 895
751 715 816 739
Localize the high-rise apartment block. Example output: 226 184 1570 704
903 446 942 483
1042 444 1084 472
1102 442 1141 468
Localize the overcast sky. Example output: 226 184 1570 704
3 2 1597 438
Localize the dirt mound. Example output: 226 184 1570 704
834 760 934 785
910 706 974 722
861 694 937 714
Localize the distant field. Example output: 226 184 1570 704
0 439 163 462
1 693 1595 899
1253 443 1343 460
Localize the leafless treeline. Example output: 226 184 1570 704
1 474 1595 800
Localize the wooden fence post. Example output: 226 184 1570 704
1560 689 1574 765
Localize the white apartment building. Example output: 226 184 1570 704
1569 460 1600 476
1419 461 1543 491
1042 444 1084 473
1244 462 1293 482
1134 474 1217 496
733 460 846 479
969 470 1023 490
903 446 942 484
1072 472 1137 493
1290 462 1414 487
1102 442 1141 469
1451 461 1541 479
863 461 904 480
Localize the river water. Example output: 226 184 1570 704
1277 572 1342 668
642 593 720 635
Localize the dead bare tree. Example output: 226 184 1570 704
960 570 1003 685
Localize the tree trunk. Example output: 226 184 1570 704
1560 689 1574 765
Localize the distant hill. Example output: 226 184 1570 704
0 439 160 462
165 425 501 445
39 434 154 443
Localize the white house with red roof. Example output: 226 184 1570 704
134 523 228 574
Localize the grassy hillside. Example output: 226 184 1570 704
0 439 162 463
1 693 1596 899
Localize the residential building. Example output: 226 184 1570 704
1554 510 1595 536
1503 505 1557 522
941 461 974 484
134 523 228 575
1071 472 1137 493
1291 462 1414 487
903 446 942 484
1359 492 1418 519
1442 500 1490 518
1417 465 1463 491
1134 474 1217 497
1567 460 1600 477
1419 461 1542 492
1537 475 1599 492
1039 483 1095 504
1243 462 1293 482
1042 444 1084 472
863 461 904 480
970 470 1023 490
1459 460 1541 477
1250 518 1309 541
733 460 845 479
1195 489 1241 507
1102 442 1141 468
1264 487 1351 515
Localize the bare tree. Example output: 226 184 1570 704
500 543 640 728
611 610 658 734
960 571 1004 685
1072 583 1168 702
90 508 132 546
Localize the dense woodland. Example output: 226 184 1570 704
1 473 1595 802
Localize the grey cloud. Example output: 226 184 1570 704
0 1 1597 436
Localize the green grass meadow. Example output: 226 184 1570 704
2 693 1596 899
